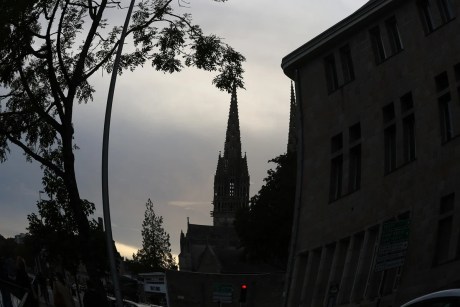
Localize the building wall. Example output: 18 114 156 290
166 270 284 307
285 0 460 306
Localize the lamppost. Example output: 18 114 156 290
101 1 136 307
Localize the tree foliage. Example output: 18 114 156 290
27 168 108 275
132 199 176 272
234 152 296 269
0 0 245 275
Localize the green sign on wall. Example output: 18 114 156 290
212 283 233 303
375 219 411 272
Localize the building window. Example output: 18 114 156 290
438 93 453 142
417 0 455 34
417 0 435 33
229 181 235 197
435 71 449 92
383 103 396 174
438 0 455 23
340 45 355 83
400 92 414 113
330 133 343 201
349 122 361 143
331 133 343 153
382 93 418 174
324 54 339 93
384 126 397 174
385 17 403 54
454 63 460 81
383 102 396 123
434 193 455 265
330 156 343 201
403 115 416 163
348 123 361 192
349 145 361 192
401 93 416 163
370 26 386 64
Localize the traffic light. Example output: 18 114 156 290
239 284 247 303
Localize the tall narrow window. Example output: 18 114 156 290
370 26 386 63
349 145 361 192
349 122 361 143
331 133 343 153
348 123 361 192
383 103 396 174
438 93 453 142
384 126 397 173
454 63 460 81
385 17 403 54
324 54 339 93
401 93 416 163
340 45 355 83
434 193 455 265
330 133 343 201
435 71 449 92
403 115 416 162
417 0 435 33
383 103 396 123
330 156 343 201
437 0 455 23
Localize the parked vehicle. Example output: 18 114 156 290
107 296 162 307
401 289 460 307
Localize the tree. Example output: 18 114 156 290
0 0 244 276
27 168 109 276
132 199 176 272
234 152 296 269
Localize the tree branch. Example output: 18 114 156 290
57 1 72 85
82 41 120 79
1 129 64 178
87 0 96 19
125 0 174 36
17 65 63 134
71 0 107 86
44 1 67 121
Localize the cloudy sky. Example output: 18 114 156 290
0 0 368 258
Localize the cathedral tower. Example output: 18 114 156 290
212 85 250 227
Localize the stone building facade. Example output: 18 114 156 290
282 0 460 306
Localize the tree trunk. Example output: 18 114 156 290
61 123 100 281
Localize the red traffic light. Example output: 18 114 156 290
240 284 248 302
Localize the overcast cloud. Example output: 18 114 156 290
0 0 368 258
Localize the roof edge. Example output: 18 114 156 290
281 0 396 77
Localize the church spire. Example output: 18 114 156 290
223 83 242 159
212 84 250 227
287 82 297 154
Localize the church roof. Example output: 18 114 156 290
186 224 239 246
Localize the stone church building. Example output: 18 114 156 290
178 85 251 273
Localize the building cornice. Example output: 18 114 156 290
281 0 400 78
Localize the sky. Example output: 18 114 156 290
0 0 369 259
